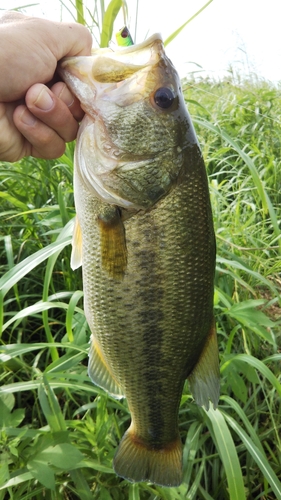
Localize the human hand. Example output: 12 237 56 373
0 11 92 162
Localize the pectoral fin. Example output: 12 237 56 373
188 320 220 410
88 335 124 399
97 206 127 280
71 216 82 270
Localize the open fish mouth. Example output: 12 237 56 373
58 33 176 108
60 33 164 83
90 33 164 82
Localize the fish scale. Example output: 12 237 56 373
58 33 219 487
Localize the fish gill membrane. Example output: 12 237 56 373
58 33 220 488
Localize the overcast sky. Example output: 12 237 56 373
2 0 281 84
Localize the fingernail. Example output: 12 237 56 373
35 88 54 111
58 84 74 107
20 109 36 126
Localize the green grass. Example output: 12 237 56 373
1 2 281 499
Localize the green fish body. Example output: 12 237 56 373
59 34 219 487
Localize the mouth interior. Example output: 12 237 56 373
92 58 147 83
91 35 163 83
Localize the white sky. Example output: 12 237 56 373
1 0 281 84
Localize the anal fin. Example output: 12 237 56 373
188 319 220 410
97 205 127 280
88 335 124 399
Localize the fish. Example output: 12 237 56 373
58 33 220 487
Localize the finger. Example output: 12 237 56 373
24 83 79 142
0 101 25 162
13 104 67 159
50 81 84 122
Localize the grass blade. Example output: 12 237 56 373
1 300 83 333
221 354 281 397
38 376 67 433
205 406 246 500
164 1 213 46
75 0 85 24
100 0 122 47
220 396 265 454
0 219 73 296
0 342 87 362
224 413 281 499
69 469 93 500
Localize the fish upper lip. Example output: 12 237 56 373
91 33 163 58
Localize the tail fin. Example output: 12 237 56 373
113 427 182 487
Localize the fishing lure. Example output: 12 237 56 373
116 26 134 46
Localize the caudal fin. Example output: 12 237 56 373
113 428 182 487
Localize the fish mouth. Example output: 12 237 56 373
58 33 170 105
90 34 164 85
60 33 164 78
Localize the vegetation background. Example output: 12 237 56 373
0 1 280 499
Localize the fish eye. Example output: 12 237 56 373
154 87 175 109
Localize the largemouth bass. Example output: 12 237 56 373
58 34 219 487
